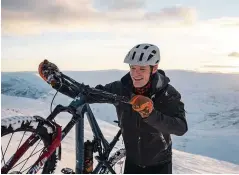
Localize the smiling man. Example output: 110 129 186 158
39 43 188 174
118 44 188 173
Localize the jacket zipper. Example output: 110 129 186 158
137 116 142 165
138 136 141 164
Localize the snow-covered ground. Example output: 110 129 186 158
1 95 239 174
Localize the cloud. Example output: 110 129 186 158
144 6 198 24
2 0 200 35
2 0 99 24
3 0 239 36
2 0 102 34
95 0 145 11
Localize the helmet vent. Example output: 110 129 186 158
147 54 154 61
139 53 144 61
152 50 156 54
131 51 136 60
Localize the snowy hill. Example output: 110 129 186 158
1 95 239 174
1 72 52 99
1 70 239 165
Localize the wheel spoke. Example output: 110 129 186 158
1 146 6 165
1 117 57 174
2 133 14 162
17 131 26 151
11 148 44 169
22 147 47 173
18 139 42 172
21 155 45 173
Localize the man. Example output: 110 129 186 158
39 43 188 174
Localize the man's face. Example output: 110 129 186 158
130 65 152 88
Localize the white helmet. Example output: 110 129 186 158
124 43 160 66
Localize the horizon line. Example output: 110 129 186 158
1 68 239 75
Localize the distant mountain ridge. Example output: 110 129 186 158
1 72 52 99
2 70 239 100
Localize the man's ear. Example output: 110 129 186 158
152 65 158 74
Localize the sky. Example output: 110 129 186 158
1 0 239 73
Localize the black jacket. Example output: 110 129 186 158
53 70 188 166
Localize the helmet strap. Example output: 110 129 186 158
150 65 155 77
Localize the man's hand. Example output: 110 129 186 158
38 59 59 85
130 95 154 118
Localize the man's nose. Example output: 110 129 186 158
135 69 141 74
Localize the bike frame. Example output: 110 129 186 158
72 95 122 174
2 94 122 174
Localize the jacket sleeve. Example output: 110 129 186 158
142 84 188 136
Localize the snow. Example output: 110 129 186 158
1 70 239 173
1 116 39 130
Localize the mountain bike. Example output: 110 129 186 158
1 70 130 174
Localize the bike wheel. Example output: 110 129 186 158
1 116 58 174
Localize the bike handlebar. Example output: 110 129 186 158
50 70 131 106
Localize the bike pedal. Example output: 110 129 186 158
61 167 75 174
